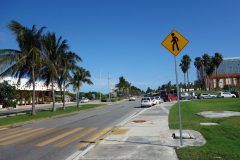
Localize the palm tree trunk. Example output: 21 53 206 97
187 70 190 92
216 68 218 90
198 70 201 90
52 81 56 112
184 73 186 92
204 68 207 91
63 81 66 110
32 66 36 115
77 88 79 107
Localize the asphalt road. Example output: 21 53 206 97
0 98 144 160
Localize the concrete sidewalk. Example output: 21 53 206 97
79 102 179 160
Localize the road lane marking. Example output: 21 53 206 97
0 128 21 134
0 128 44 142
0 128 32 137
0 128 56 145
35 128 83 146
54 128 98 147
17 128 69 146
75 127 112 147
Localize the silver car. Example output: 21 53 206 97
197 93 215 99
141 97 152 107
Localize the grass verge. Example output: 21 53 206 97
169 98 240 160
0 104 107 126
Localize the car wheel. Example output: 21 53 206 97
221 96 224 98
201 97 203 99
232 96 235 98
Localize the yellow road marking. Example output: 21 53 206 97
54 128 97 147
112 125 121 132
35 128 83 146
17 128 69 146
0 128 44 142
0 128 20 134
93 134 108 145
110 129 129 135
0 128 32 137
75 127 112 147
0 128 56 145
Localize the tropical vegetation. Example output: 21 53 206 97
0 20 92 115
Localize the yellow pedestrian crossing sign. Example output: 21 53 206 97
161 30 189 56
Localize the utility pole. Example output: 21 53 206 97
108 73 111 100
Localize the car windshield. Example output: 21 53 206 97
151 97 154 100
142 98 149 100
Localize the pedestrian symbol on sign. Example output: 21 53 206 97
171 33 179 51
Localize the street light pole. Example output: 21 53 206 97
100 69 103 104
108 73 111 100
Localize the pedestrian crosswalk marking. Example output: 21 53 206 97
0 128 20 134
0 128 56 145
54 128 98 147
17 128 69 146
0 128 32 137
75 127 112 147
0 127 112 147
0 128 44 142
35 128 83 146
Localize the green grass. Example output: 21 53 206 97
0 104 106 126
169 98 240 160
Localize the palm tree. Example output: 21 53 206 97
66 67 93 107
116 76 126 97
202 54 211 91
179 63 188 91
194 57 203 90
57 51 82 110
212 53 223 90
181 55 191 92
206 58 215 90
0 20 49 115
41 32 69 112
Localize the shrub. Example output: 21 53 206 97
5 101 17 108
111 99 117 102
101 99 108 102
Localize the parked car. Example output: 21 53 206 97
197 93 215 99
217 92 236 98
163 94 177 102
231 91 240 98
129 96 136 101
141 97 152 108
154 96 162 104
81 98 89 103
179 93 194 100
150 97 157 105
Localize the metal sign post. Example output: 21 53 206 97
161 29 189 146
174 55 183 146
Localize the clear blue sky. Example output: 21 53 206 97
1 0 240 94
